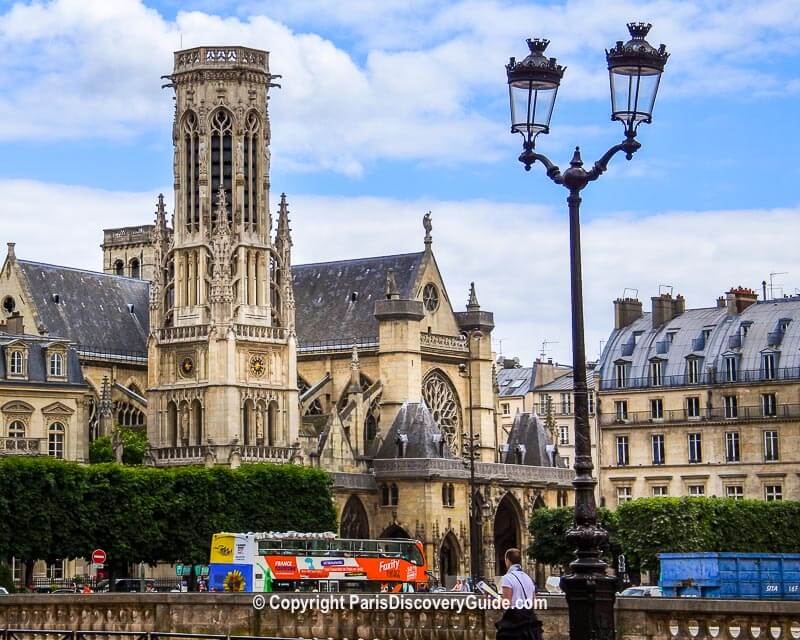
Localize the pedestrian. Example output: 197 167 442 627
495 548 543 640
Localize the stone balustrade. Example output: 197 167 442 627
1 593 797 640
157 325 210 343
0 437 45 456
174 47 268 72
102 226 153 247
420 332 469 354
150 444 298 466
234 324 288 342
373 458 574 486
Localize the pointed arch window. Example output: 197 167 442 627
421 370 462 456
129 258 140 279
183 111 200 231
243 111 260 229
210 109 233 224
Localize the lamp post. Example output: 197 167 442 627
505 23 668 640
459 327 483 590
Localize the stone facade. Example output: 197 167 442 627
1 593 798 640
597 289 800 506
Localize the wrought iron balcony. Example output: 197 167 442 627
600 403 800 427
599 366 800 390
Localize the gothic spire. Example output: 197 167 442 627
467 281 480 311
348 345 362 393
386 268 399 300
155 193 167 228
277 192 292 246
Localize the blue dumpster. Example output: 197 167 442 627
659 552 800 599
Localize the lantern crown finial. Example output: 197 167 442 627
527 38 550 54
627 22 652 39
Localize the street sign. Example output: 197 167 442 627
92 549 107 565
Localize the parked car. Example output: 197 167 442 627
0 587 9 595
95 579 156 593
619 586 662 597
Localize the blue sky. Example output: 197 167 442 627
0 0 799 364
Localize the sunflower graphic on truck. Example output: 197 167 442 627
208 531 428 592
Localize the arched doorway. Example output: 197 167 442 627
379 524 410 539
439 532 461 589
494 493 522 578
340 495 370 539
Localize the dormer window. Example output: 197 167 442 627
686 357 701 384
9 350 23 375
740 321 752 338
615 362 629 388
779 318 791 333
650 360 664 387
49 352 64 377
763 352 777 380
724 355 738 382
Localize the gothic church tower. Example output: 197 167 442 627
146 46 299 466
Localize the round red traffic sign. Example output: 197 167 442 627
92 549 106 564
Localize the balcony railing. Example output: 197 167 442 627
420 332 469 353
372 457 573 485
157 325 210 343
151 444 298 466
234 324 287 342
600 366 800 390
174 46 268 72
0 437 46 455
600 403 800 427
297 336 378 354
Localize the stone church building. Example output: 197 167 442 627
0 45 571 586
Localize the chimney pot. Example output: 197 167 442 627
614 297 643 330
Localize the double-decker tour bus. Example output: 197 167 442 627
208 531 428 593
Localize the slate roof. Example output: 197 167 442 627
292 252 424 346
0 332 85 387
502 412 559 466
374 401 452 459
598 296 800 388
536 368 597 392
496 364 536 398
18 261 149 355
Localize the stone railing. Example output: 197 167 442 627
373 458 573 486
150 444 298 466
240 445 297 463
234 324 287 342
1 593 800 640
0 437 45 456
174 47 267 72
157 325 209 343
102 226 153 247
420 332 469 353
331 471 378 492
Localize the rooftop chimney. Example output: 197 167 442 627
651 293 685 328
725 286 758 315
6 311 24 335
614 298 643 330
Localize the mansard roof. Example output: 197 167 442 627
598 296 800 389
292 252 425 346
0 331 85 387
496 364 536 398
17 260 149 356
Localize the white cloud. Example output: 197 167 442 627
0 0 797 175
5 178 799 368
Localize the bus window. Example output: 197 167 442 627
383 542 401 556
310 540 330 555
407 544 424 566
362 541 378 554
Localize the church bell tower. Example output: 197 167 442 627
146 46 299 466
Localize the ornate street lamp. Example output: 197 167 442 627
506 23 668 640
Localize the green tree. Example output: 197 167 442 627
89 427 147 465
528 506 617 571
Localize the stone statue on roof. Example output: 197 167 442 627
423 211 432 246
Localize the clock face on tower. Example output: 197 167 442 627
249 355 266 378
180 356 195 376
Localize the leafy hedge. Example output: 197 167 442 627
0 457 336 573
529 498 800 573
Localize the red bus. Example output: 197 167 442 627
208 531 429 593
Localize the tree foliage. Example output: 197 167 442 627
0 458 336 572
89 427 148 465
529 498 800 573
